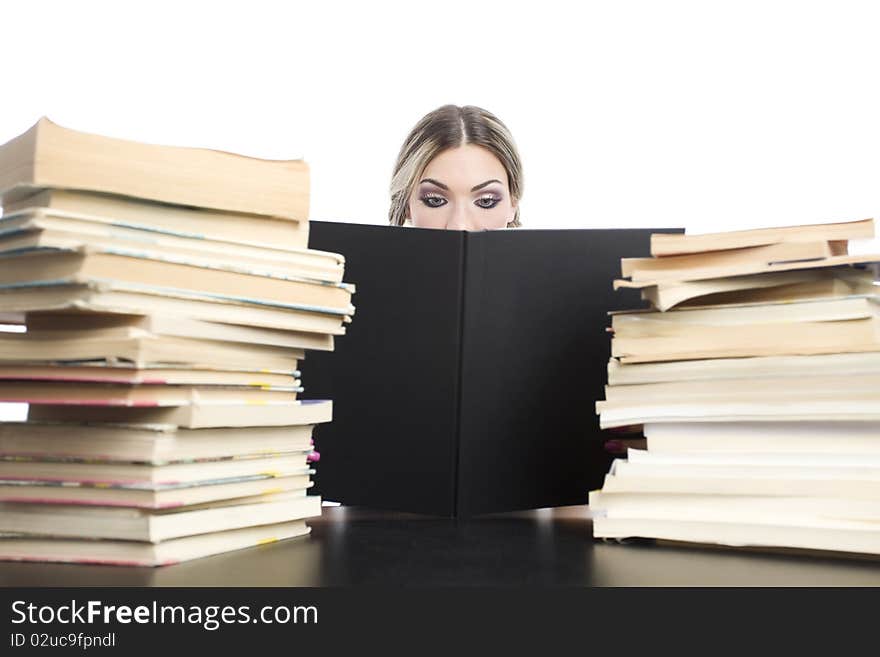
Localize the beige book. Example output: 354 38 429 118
671 270 876 309
641 269 873 311
622 240 846 280
611 316 880 363
649 218 874 257
0 328 304 370
28 399 333 429
0 209 342 282
26 312 334 351
597 391 880 424
0 380 302 407
0 474 313 509
0 364 298 387
616 260 880 311
617 253 880 296
0 519 311 566
0 282 349 335
0 421 314 463
0 451 311 486
0 248 354 314
0 117 310 220
2 188 310 250
607 352 880 385
603 373 880 404
610 294 880 331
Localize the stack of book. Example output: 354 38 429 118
591 218 880 556
0 118 354 566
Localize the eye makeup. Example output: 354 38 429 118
419 191 447 208
475 194 502 209
418 191 503 210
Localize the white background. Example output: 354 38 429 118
2 0 880 241
1 1 879 421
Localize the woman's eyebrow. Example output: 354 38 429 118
419 178 449 190
419 178 502 191
470 179 502 191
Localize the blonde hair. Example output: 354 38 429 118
389 105 524 227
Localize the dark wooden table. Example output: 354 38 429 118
2 505 880 586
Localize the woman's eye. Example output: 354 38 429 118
420 194 447 208
475 196 501 209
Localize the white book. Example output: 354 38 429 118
613 459 880 481
600 460 880 500
626 447 880 469
644 421 880 454
593 516 880 556
591 491 880 526
0 519 312 566
0 474 314 509
0 421 314 464
598 398 880 429
0 491 322 542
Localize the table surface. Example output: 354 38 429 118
2 505 880 587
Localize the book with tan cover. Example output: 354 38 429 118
28 399 334 429
3 188 310 249
0 118 310 220
0 281 350 335
621 240 846 281
649 217 874 256
621 264 877 311
0 247 355 315
0 208 343 282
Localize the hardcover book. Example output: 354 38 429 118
302 221 680 517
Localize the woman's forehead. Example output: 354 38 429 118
420 144 508 189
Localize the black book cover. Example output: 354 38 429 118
302 222 682 517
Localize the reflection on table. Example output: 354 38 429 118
2 505 880 587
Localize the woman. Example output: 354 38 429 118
389 105 523 230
